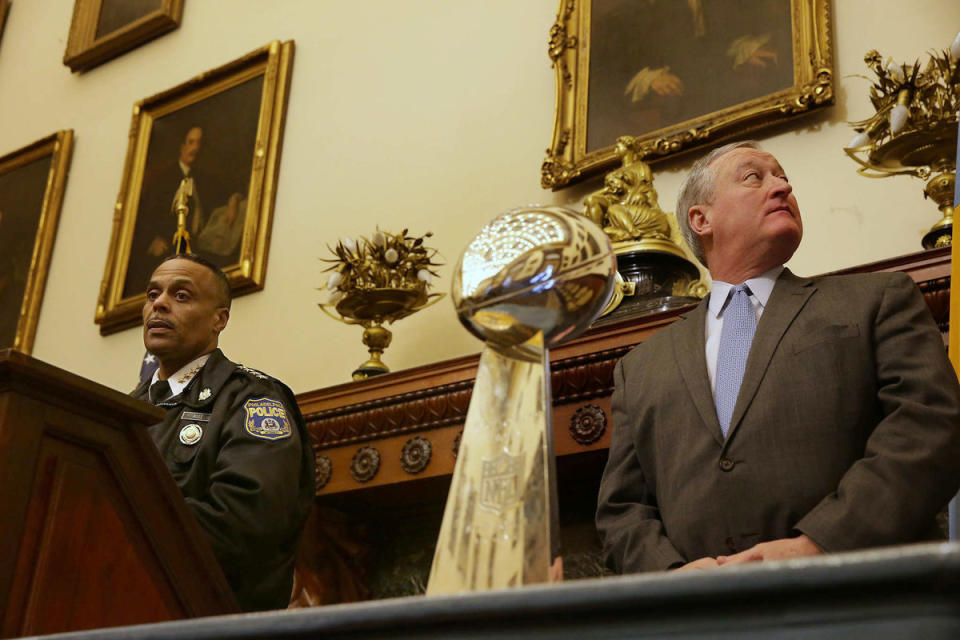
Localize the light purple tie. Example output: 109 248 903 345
715 284 756 437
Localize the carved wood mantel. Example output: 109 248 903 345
294 247 951 602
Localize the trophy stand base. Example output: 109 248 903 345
426 334 556 594
594 249 701 326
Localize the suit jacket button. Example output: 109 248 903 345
719 458 735 472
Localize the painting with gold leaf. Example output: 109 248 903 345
63 0 183 72
543 0 834 189
0 131 74 354
95 40 294 335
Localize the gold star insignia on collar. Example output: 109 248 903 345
198 388 212 401
177 363 204 385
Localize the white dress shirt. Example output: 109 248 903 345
705 266 783 397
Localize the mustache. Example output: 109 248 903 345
145 316 174 329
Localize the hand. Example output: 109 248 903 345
148 236 169 256
717 535 822 566
224 193 243 226
673 556 720 572
549 556 564 582
650 70 684 97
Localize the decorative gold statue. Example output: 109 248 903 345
581 135 706 320
583 137 672 243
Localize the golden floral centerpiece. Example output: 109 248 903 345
319 229 442 380
844 32 960 248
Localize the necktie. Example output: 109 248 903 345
715 284 757 437
150 379 172 405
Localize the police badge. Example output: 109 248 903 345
243 397 292 440
179 423 203 445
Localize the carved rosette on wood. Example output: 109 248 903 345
350 446 381 483
400 436 432 474
569 404 606 446
315 454 333 490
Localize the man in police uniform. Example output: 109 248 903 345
132 253 315 611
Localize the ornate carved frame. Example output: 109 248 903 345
542 0 834 190
63 0 184 73
0 131 74 354
95 40 294 335
0 0 9 49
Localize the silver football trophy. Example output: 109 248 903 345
426 206 616 594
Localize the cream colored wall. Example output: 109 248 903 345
0 1 956 394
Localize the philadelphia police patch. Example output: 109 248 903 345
243 397 292 441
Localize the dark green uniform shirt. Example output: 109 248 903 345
132 349 315 611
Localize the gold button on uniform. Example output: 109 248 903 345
719 458 735 472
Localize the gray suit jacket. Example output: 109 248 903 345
596 269 960 572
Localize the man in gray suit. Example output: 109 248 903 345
596 141 960 572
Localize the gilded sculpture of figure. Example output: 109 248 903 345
582 135 707 320
583 136 672 244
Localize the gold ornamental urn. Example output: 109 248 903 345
318 229 442 380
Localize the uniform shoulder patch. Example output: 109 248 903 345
236 364 271 381
243 397 292 440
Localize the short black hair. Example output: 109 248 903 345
160 253 232 309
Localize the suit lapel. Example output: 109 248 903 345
725 269 816 442
673 297 725 446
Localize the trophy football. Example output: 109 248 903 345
426 206 616 594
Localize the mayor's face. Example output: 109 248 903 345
701 147 802 263
179 127 203 166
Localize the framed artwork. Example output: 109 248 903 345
95 40 294 335
542 0 834 189
0 131 74 354
63 0 183 72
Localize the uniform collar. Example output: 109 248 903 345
151 353 210 398
708 265 783 319
149 348 233 410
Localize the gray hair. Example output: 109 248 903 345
675 140 761 266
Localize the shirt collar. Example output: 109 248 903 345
708 265 784 319
179 160 191 176
150 353 211 398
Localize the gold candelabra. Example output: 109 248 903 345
318 229 442 380
844 33 960 249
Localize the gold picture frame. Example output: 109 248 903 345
0 131 74 354
0 0 10 48
63 0 184 73
95 40 294 335
542 0 834 190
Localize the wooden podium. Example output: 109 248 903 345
0 350 239 638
